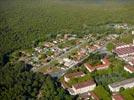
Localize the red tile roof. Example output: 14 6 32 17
84 58 110 71
90 92 100 100
96 58 110 69
112 94 124 100
84 63 95 71
114 45 134 56
130 59 134 65
125 65 134 72
73 80 96 90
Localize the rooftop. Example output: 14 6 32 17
73 80 96 90
112 94 124 100
64 71 85 79
124 65 134 72
109 78 134 88
114 45 134 56
90 91 100 100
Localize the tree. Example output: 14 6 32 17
106 42 115 51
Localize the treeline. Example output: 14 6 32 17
0 0 134 66
0 62 74 100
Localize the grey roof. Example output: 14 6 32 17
109 78 134 88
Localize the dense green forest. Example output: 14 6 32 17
0 0 134 65
0 62 74 100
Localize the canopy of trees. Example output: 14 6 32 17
0 62 74 100
0 0 134 66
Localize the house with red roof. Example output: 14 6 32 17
84 63 95 72
124 65 134 73
96 58 110 70
68 80 96 95
114 44 134 57
84 57 110 72
112 93 124 100
89 92 100 100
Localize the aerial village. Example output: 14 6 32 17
10 24 134 100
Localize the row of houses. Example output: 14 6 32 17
114 42 134 73
62 71 96 96
63 70 131 100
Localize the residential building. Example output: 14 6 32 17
89 92 100 100
64 71 85 82
79 93 90 100
124 65 134 73
114 44 134 57
69 80 96 95
84 63 95 72
84 57 110 72
96 58 110 70
108 78 134 92
112 93 124 100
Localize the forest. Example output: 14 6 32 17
0 62 74 100
0 0 134 65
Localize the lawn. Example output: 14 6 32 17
94 85 111 100
121 88 134 100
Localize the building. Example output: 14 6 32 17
114 44 134 57
79 93 90 100
124 65 134 73
96 58 110 70
84 63 95 72
128 60 134 66
132 31 134 35
84 57 110 72
112 93 124 100
69 80 96 95
108 78 134 92
63 58 77 67
89 92 100 100
64 71 85 82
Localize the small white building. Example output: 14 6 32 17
69 80 96 95
108 78 134 92
132 31 134 35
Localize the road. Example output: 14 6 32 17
33 39 89 72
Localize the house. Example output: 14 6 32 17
108 78 134 92
112 93 124 100
84 57 110 72
69 80 96 95
114 44 134 57
89 92 100 100
63 58 77 67
79 93 90 100
64 71 85 82
96 58 110 70
124 65 134 73
84 63 95 72
128 60 134 66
